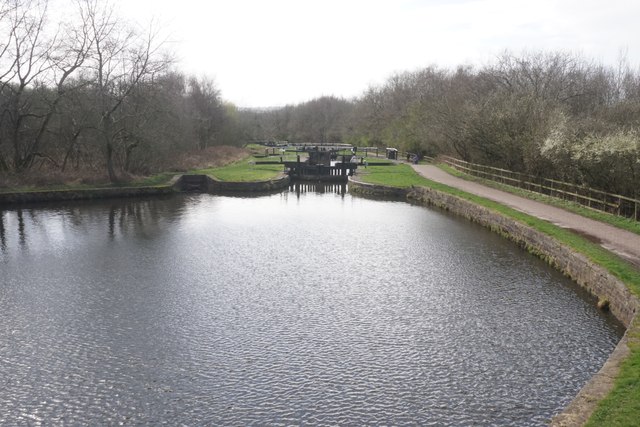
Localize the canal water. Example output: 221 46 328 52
0 190 624 425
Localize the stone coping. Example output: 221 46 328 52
348 177 640 426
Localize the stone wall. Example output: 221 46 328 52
1 174 291 206
206 174 290 192
406 186 638 327
347 178 410 198
0 185 176 205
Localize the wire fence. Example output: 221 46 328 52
441 156 640 221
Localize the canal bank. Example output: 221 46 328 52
350 176 640 426
0 180 179 205
0 174 291 206
176 173 290 193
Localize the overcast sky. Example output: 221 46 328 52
113 0 640 108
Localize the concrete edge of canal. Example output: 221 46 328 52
0 183 178 205
348 177 640 427
0 174 292 206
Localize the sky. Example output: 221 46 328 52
109 0 640 108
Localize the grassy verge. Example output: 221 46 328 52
0 182 111 193
356 162 640 426
193 157 284 182
438 163 640 236
0 153 280 194
0 172 178 194
128 172 178 187
586 322 640 426
357 163 430 187
255 154 300 162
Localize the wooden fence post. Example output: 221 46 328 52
444 156 640 221
617 197 622 216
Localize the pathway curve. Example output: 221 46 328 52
411 164 640 269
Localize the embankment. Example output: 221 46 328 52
0 183 178 205
0 174 291 206
175 173 290 192
205 174 290 192
349 177 640 426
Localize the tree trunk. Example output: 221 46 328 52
124 141 139 173
106 141 117 183
103 114 118 182
0 154 8 172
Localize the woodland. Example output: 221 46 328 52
2 0 639 197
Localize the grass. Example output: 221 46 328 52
357 163 430 187
129 172 178 187
586 322 640 427
257 153 302 162
244 143 265 152
192 157 284 182
0 182 106 193
0 172 178 194
438 163 640 236
1 152 281 194
356 161 640 426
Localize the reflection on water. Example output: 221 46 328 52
289 182 348 198
0 210 6 251
0 196 184 253
0 193 624 425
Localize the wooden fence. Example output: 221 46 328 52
441 156 640 221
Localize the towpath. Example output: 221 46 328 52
411 164 640 269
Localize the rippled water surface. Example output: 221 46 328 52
0 189 624 425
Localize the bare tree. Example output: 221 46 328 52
187 76 224 149
0 0 55 171
0 0 92 172
83 0 169 182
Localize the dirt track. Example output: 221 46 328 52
411 164 640 269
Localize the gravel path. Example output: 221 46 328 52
412 164 640 269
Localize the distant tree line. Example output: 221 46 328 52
246 52 640 198
0 0 242 183
239 96 353 145
3 1 639 196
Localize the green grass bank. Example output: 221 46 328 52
0 154 285 204
193 157 284 182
